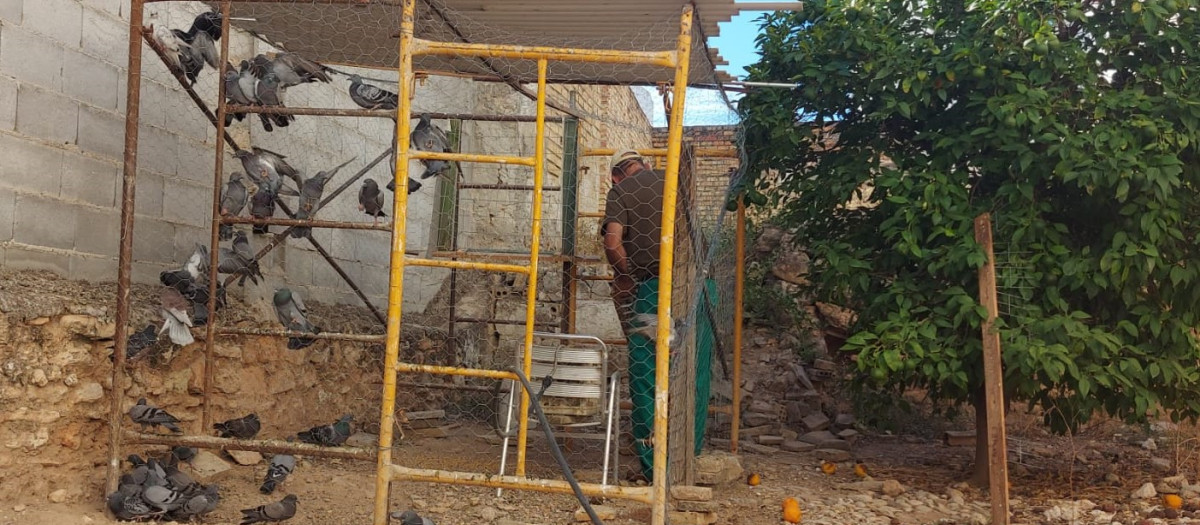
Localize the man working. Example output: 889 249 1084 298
603 149 715 483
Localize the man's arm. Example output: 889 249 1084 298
603 220 629 274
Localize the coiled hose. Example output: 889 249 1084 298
506 367 605 525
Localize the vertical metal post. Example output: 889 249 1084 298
202 0 233 431
731 200 745 454
561 117 580 333
974 212 1010 525
515 58 549 477
652 6 693 525
374 0 416 522
106 0 145 496
442 120 462 342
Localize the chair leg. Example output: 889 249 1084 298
602 373 619 487
496 380 517 497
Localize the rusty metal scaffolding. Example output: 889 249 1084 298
107 2 702 525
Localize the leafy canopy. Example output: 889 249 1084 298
738 0 1200 431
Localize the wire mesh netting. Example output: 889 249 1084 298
111 0 748 522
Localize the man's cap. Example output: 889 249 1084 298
609 148 643 172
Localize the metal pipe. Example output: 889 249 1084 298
125 431 375 460
413 38 675 68
387 464 654 503
395 362 518 381
225 105 562 123
515 58 549 477
305 236 389 326
732 200 745 454
561 117 580 334
429 250 590 263
373 0 415 520
221 216 393 231
457 183 561 191
107 0 145 497
397 380 494 392
652 7 693 525
202 2 233 432
406 257 529 274
453 317 558 329
412 150 535 167
583 147 739 158
216 327 386 343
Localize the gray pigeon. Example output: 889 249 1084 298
253 72 294 132
292 157 355 238
392 510 435 525
220 172 249 240
234 147 301 196
214 412 261 439
160 243 209 297
358 178 387 223
143 485 185 512
348 75 398 110
129 398 182 433
240 494 298 524
273 288 320 349
232 231 262 284
410 114 450 179
218 234 262 287
259 454 296 494
124 323 159 360
296 414 353 447
107 482 149 521
168 11 222 85
249 189 276 235
169 484 219 521
159 287 194 346
251 52 331 88
386 176 423 195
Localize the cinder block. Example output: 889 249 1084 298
63 48 120 110
137 125 178 176
86 0 123 20
161 179 209 226
131 218 174 263
171 223 207 263
0 75 15 131
16 85 79 145
0 133 63 195
0 0 21 24
70 254 117 282
77 106 125 160
22 0 82 46
282 248 313 286
175 137 214 184
0 186 14 241
330 230 357 262
0 25 64 90
60 152 118 207
81 9 127 77
14 194 77 250
4 245 70 274
311 254 344 289
73 206 119 256
131 261 168 285
133 169 164 218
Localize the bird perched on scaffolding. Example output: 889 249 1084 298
254 72 295 132
273 288 320 350
410 113 452 180
214 412 261 439
240 494 298 524
358 178 387 224
234 147 302 197
347 74 398 110
129 398 182 433
160 11 223 85
251 52 331 88
223 61 260 127
158 287 194 346
293 157 355 238
219 172 248 241
297 414 353 447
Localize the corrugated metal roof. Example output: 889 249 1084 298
220 0 744 85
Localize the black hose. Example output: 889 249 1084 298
506 367 605 525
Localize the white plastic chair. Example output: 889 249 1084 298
497 332 620 493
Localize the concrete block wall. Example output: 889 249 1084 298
653 124 740 229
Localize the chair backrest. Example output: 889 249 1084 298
524 332 608 420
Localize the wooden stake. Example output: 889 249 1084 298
974 213 1009 525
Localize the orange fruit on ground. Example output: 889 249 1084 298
1165 494 1183 509
782 497 802 523
820 460 837 475
748 473 761 486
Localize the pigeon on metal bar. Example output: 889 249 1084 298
152 25 189 73
253 72 295 132
213 412 261 439
240 494 298 524
251 52 331 87
410 114 451 179
296 414 353 447
224 62 258 127
392 510 436 525
292 157 355 238
385 176 423 195
232 231 262 284
234 147 302 196
259 454 295 494
347 75 398 110
218 244 260 287
220 172 249 240
159 287 195 346
160 243 209 297
358 178 387 223
129 398 182 433
273 288 320 350
249 189 276 235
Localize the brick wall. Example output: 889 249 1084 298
652 124 740 229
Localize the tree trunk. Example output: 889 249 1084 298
970 386 990 487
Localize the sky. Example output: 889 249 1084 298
642 7 772 127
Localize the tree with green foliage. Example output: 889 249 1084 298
737 0 1200 484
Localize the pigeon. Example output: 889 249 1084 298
159 287 195 346
123 323 159 360
143 485 185 512
254 72 294 132
292 157 355 238
273 288 320 350
251 52 331 88
170 446 197 464
169 483 220 521
152 25 190 73
162 460 197 491
347 75 398 110
410 114 451 179
225 60 261 126
231 231 262 285
165 11 223 85
129 398 182 433
189 11 223 41
107 482 150 521
296 414 353 447
385 176 423 195
214 412 261 439
234 147 301 197
219 247 259 286
250 189 276 235
392 510 436 525
358 178 387 223
160 243 209 298
220 172 249 240
259 454 296 494
240 494 298 524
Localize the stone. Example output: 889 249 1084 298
674 500 718 512
574 505 617 521
819 438 851 451
742 443 780 455
345 432 379 448
781 429 798 440
670 485 713 501
30 369 48 387
758 435 784 446
742 412 774 427
226 450 263 466
881 479 907 497
738 425 773 438
748 400 773 413
946 487 966 505
190 450 233 479
834 413 856 427
13 504 25 512
781 440 816 453
801 412 830 432
799 430 837 445
1150 458 1172 472
837 428 859 439
771 251 810 285
1132 482 1157 499
813 359 837 371
786 401 811 424
667 511 718 524
478 506 501 521
695 452 744 486
48 489 68 503
1142 438 1158 451
816 448 852 462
